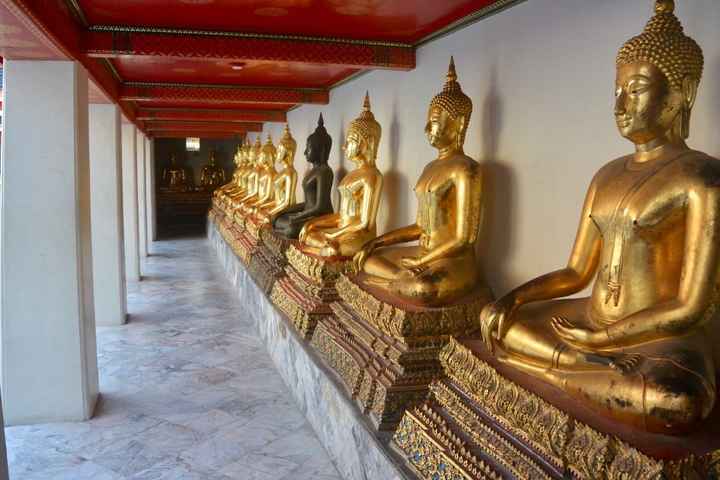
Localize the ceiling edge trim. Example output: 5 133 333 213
415 0 527 47
89 25 413 49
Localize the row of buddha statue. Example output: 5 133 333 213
213 0 719 438
161 151 227 193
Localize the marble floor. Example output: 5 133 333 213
5 237 343 480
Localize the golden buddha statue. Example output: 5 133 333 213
299 93 384 258
214 143 242 201
236 134 277 219
228 136 262 213
353 58 485 308
199 151 226 191
479 0 718 434
254 125 298 225
222 139 252 203
161 154 190 192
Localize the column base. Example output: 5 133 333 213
392 338 720 480
311 275 492 431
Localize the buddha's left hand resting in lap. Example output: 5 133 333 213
479 0 720 434
299 93 383 258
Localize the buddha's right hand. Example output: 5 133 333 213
480 296 517 354
353 242 375 274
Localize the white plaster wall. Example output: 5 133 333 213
90 104 127 326
262 0 720 295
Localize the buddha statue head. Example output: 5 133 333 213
277 124 297 168
259 134 277 169
305 113 332 166
426 57 472 152
241 138 251 166
345 92 382 166
615 0 703 145
233 142 243 167
248 135 262 167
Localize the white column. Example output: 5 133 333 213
0 60 98 424
0 395 7 480
89 104 127 326
136 131 148 258
145 137 157 244
121 123 140 282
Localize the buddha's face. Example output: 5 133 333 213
344 131 366 164
276 144 289 165
260 149 274 167
425 106 462 149
615 61 683 145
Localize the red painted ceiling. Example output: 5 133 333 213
113 57 359 88
0 0 514 137
77 0 500 43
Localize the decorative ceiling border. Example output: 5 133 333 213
415 0 527 47
89 25 413 49
124 81 326 94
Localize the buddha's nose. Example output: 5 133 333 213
615 92 627 115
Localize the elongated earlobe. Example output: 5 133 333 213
681 76 699 139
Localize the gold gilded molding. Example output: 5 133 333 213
429 381 551 479
260 228 289 259
336 274 491 340
440 337 571 467
393 407 502 480
285 245 350 283
426 338 717 480
245 217 263 240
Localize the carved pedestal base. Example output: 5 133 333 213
246 227 290 294
233 218 263 265
269 245 349 339
213 212 245 260
392 338 720 480
311 275 493 432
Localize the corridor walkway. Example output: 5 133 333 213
5 237 342 480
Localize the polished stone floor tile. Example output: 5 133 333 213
5 237 342 480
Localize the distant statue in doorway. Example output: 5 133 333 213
199 151 226 191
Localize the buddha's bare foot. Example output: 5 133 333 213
363 276 392 288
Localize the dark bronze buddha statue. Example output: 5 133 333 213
272 114 334 239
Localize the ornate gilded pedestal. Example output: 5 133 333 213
269 244 350 339
232 217 263 265
311 274 492 431
245 223 290 294
211 208 245 260
392 338 720 480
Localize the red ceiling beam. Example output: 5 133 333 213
137 108 286 123
84 29 415 71
121 83 328 105
152 131 244 139
146 121 262 132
